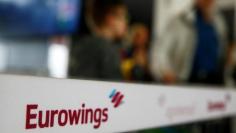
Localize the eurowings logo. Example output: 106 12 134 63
109 89 124 108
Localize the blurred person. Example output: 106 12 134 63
221 9 236 86
121 24 153 82
229 50 236 87
151 0 227 86
69 0 128 81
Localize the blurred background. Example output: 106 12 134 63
0 0 235 132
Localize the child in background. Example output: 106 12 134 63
122 24 153 82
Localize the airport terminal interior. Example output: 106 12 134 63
0 0 236 132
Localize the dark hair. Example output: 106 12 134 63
89 0 125 27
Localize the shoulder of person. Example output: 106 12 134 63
77 35 109 51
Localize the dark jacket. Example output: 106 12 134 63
69 35 122 81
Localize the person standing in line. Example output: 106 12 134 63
69 0 128 81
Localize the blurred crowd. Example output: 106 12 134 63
68 1 235 132
69 0 236 88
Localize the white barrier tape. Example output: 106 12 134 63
0 74 236 133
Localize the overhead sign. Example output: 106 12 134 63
0 74 236 132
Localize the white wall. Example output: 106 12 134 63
0 41 8 71
216 0 235 9
0 38 49 76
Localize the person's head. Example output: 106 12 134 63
195 0 215 14
89 0 128 40
130 24 149 48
